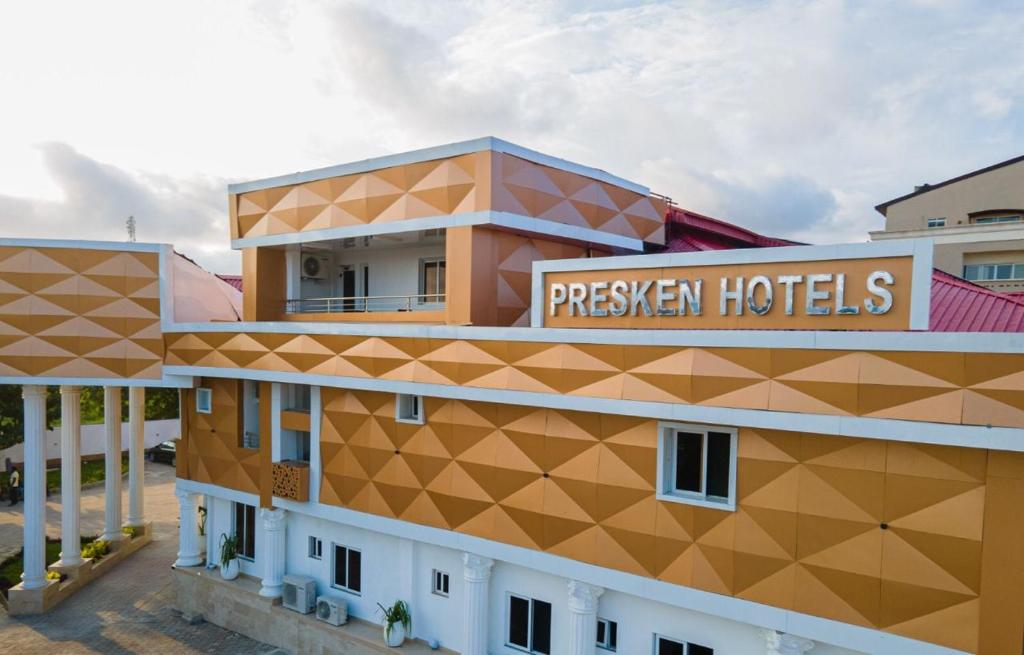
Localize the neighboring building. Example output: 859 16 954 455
871 154 1024 292
3 138 1024 655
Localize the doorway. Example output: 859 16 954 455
338 265 355 311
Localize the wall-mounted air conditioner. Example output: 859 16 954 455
282 574 317 614
315 595 348 626
302 255 328 280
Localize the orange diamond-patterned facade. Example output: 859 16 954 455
0 246 162 379
232 150 665 244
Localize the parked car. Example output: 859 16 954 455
147 440 176 466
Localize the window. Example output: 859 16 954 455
283 430 311 463
597 618 618 651
655 635 713 655
332 544 362 594
308 536 322 560
431 569 450 597
242 380 260 449
396 393 424 425
233 502 256 560
657 423 737 510
972 214 1022 224
420 258 446 303
507 594 551 654
285 384 311 411
196 387 212 414
926 217 946 228
963 263 1024 281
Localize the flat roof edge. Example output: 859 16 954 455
226 137 650 196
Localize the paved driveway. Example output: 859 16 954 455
0 461 282 654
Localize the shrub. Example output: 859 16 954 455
121 525 141 539
81 539 110 561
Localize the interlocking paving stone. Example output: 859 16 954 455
0 461 281 654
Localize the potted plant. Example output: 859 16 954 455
219 533 240 580
377 599 411 647
198 505 207 537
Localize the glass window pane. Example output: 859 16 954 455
597 621 606 643
509 596 530 647
244 505 255 558
531 600 552 654
706 432 732 499
348 549 361 592
658 637 685 655
438 261 446 294
674 432 703 493
689 644 714 655
963 265 978 280
997 264 1013 279
334 545 346 588
609 621 617 648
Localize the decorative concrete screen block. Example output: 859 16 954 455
272 461 310 502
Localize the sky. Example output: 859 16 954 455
0 0 1022 274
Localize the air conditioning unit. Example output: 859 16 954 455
315 594 348 626
281 574 316 614
302 255 328 280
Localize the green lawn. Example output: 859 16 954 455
0 535 97 596
1 455 127 499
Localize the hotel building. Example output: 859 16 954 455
871 154 1024 293
3 138 1024 655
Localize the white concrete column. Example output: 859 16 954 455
308 385 321 504
58 385 83 567
102 386 124 541
258 507 287 597
765 630 815 655
20 385 48 590
174 488 202 567
462 552 494 655
125 386 145 527
567 580 604 655
285 244 301 301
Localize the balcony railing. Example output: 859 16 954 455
284 293 446 314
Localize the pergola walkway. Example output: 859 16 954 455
0 461 282 654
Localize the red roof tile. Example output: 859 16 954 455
929 269 1024 332
217 274 243 292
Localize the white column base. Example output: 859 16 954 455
175 489 203 567
258 508 287 598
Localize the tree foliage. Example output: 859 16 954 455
0 385 179 451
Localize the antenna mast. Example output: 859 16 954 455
126 215 136 243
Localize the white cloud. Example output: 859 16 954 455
0 0 1021 272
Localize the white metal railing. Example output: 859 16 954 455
284 293 446 314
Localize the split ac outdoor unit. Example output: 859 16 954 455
282 574 316 614
315 594 348 626
302 255 328 279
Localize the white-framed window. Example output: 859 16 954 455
331 543 362 594
654 635 714 655
308 536 322 560
657 422 737 511
963 263 1024 281
597 618 618 651
431 569 450 597
419 257 446 303
926 217 946 228
196 387 212 414
396 393 424 424
507 593 552 654
233 502 256 561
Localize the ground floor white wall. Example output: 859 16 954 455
196 485 868 655
1 418 179 466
